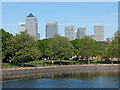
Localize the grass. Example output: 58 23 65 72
2 60 85 68
2 63 19 68
24 60 88 66
2 60 119 68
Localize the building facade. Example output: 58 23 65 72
76 27 86 39
46 21 58 39
18 22 25 32
65 26 76 40
25 13 39 40
94 25 104 41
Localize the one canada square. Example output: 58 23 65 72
46 21 58 39
25 13 39 40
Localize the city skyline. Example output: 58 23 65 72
2 2 118 40
18 15 104 41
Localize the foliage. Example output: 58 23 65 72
4 30 41 64
71 36 101 58
1 29 13 62
102 31 120 64
108 32 119 58
36 39 51 58
1 29 13 51
46 35 74 59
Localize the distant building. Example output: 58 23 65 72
46 21 58 39
94 25 104 41
19 22 25 32
65 26 76 40
76 27 86 39
25 13 39 40
90 33 95 40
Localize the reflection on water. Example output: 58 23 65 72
52 70 118 80
3 70 119 88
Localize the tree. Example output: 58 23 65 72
104 31 120 64
71 36 101 64
36 39 51 58
4 30 41 65
46 35 74 62
108 31 119 64
106 38 110 43
1 29 13 51
1 29 13 62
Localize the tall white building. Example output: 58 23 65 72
65 26 76 40
46 21 58 39
77 27 86 39
18 22 25 32
25 13 39 40
94 25 104 41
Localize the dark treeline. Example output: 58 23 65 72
1 29 120 64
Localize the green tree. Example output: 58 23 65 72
46 35 74 63
108 31 119 64
71 36 101 64
4 30 41 65
106 38 111 43
36 39 51 58
1 29 13 62
1 29 13 51
103 31 120 64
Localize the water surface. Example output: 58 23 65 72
2 70 119 88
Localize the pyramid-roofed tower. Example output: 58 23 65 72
27 13 34 17
25 13 39 40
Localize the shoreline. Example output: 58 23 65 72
2 64 119 80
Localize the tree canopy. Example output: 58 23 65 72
36 39 51 58
46 35 74 59
4 30 41 64
71 36 101 59
1 29 13 51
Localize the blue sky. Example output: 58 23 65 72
2 2 118 40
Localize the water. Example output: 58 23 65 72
2 70 119 88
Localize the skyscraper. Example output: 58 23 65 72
65 26 76 40
46 21 58 39
94 25 104 41
76 27 86 39
18 22 25 32
25 13 39 40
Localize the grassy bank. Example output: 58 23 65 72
2 60 120 68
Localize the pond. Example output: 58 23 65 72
2 70 119 88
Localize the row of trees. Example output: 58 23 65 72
103 31 120 63
1 29 120 64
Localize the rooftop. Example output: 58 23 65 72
27 13 34 17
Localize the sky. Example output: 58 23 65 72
2 2 118 40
